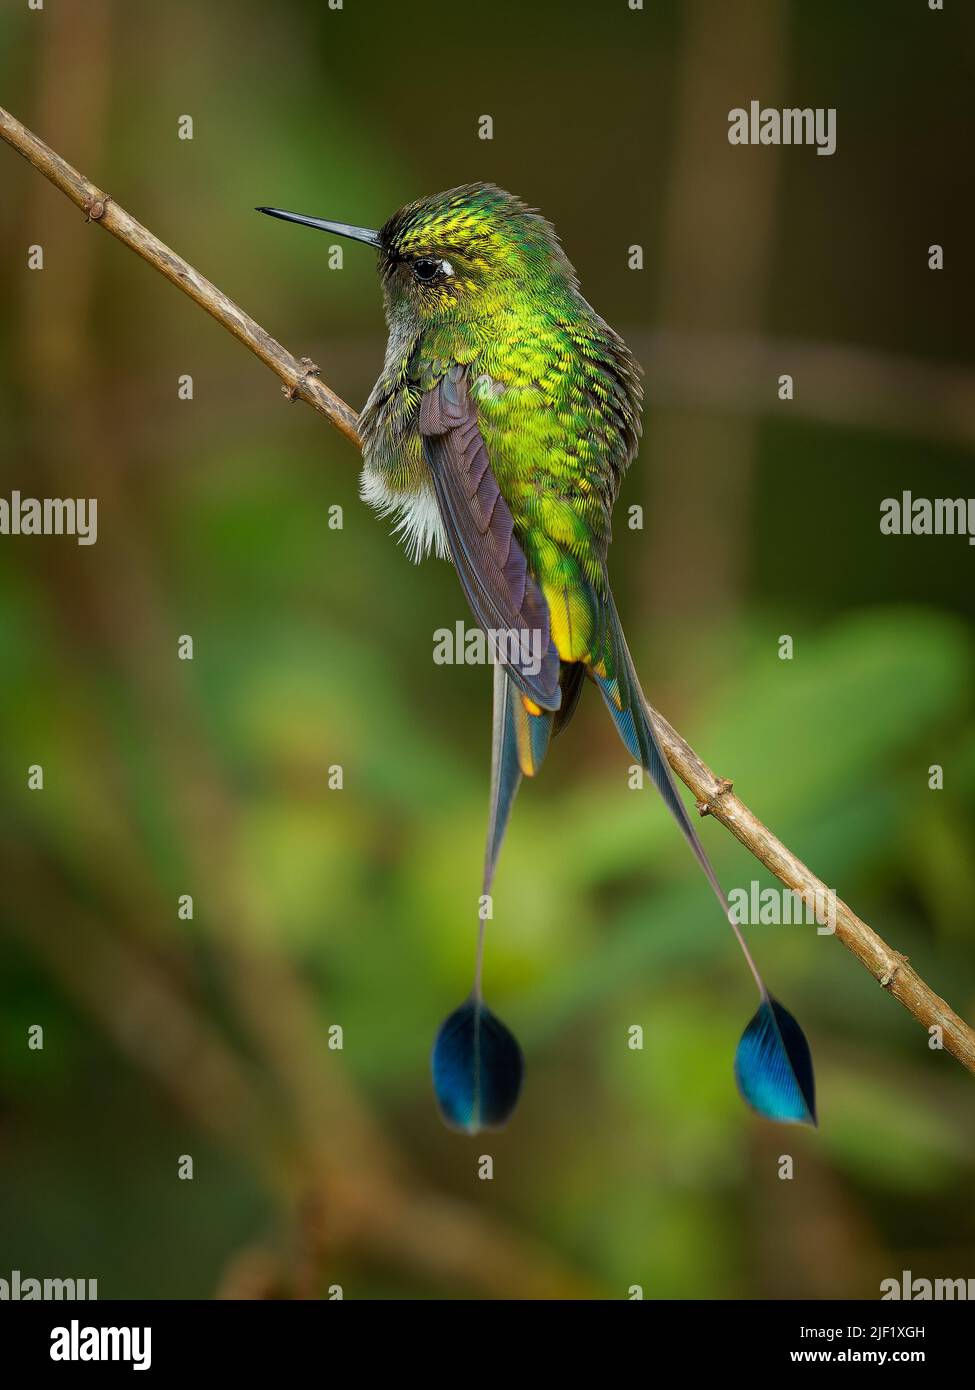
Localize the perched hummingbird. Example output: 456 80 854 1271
258 185 816 1134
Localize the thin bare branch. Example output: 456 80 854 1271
2 104 973 1080
0 104 360 446
656 710 975 1076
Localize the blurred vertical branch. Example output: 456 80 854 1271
644 0 786 646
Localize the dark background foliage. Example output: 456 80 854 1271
0 0 972 1298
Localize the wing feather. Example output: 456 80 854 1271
420 365 561 710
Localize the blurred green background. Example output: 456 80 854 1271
1 0 973 1299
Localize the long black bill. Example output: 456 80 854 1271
256 206 382 247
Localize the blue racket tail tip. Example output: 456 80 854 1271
431 996 524 1134
735 994 817 1126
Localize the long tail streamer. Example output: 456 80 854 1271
431 663 552 1131
432 614 816 1132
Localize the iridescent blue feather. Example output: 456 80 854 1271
431 998 524 1133
735 995 817 1125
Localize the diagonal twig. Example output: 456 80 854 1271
2 102 973 1079
0 104 360 445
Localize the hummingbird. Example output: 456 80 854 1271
258 185 816 1134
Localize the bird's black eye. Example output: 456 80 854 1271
413 257 442 283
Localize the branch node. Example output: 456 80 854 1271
283 356 321 403
697 777 734 818
880 952 910 990
83 192 111 223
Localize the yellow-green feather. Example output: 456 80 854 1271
359 183 642 678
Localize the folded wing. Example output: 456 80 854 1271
420 364 561 712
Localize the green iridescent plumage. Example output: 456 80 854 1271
259 185 817 1134
359 183 640 674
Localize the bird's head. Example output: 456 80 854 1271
258 183 576 325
